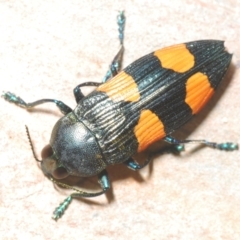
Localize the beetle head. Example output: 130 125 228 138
40 112 106 179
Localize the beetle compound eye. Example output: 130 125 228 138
41 144 69 179
52 167 69 179
41 144 53 159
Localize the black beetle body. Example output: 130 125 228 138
2 12 238 220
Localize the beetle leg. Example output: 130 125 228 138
102 45 124 83
124 156 152 171
164 135 238 151
73 82 101 103
74 11 125 104
102 11 125 83
2 91 72 115
51 170 110 220
74 11 125 103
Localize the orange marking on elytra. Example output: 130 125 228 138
154 43 195 73
185 72 214 114
134 109 166 152
97 71 140 102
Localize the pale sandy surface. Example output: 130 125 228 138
0 1 240 239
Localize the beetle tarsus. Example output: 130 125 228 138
52 196 72 221
207 141 238 151
117 10 125 45
2 91 27 108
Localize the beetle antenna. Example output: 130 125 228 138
25 125 42 162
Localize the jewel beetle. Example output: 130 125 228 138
2 11 238 220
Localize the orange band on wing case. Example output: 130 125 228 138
185 72 214 114
154 43 195 73
134 109 166 152
97 71 140 102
